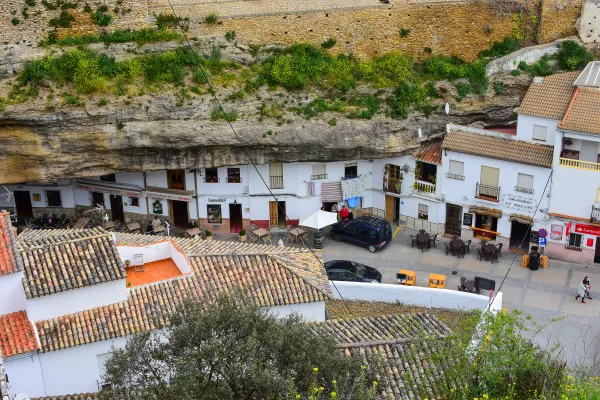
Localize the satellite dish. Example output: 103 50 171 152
418 128 422 139
15 394 31 400
445 103 450 114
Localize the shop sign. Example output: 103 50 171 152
550 224 563 240
77 182 141 198
146 191 192 202
587 238 595 247
463 213 473 226
208 198 226 202
575 223 600 236
152 200 163 214
530 230 539 243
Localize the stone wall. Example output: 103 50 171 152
577 0 600 44
539 0 584 43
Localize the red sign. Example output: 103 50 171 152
587 238 595 247
574 223 600 236
538 228 548 238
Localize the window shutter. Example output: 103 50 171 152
517 173 534 190
312 164 326 176
269 162 283 177
449 160 464 176
480 166 500 187
532 125 547 141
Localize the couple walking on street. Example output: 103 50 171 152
576 276 592 304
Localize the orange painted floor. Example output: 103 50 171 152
126 259 183 287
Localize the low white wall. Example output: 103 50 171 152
330 281 492 311
116 241 170 264
38 337 128 396
267 301 326 322
0 271 27 315
485 38 572 76
5 354 45 398
26 280 127 322
170 242 191 274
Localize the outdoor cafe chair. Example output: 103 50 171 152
410 235 418 248
496 243 503 257
444 242 452 255
464 239 472 253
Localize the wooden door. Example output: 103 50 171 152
229 203 242 233
109 195 125 223
167 170 185 190
14 191 33 218
269 201 278 226
445 204 462 236
385 195 394 223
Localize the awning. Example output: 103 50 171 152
509 213 533 225
76 180 143 198
321 182 343 202
469 206 502 219
145 186 194 202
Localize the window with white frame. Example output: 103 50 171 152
269 162 284 189
515 173 534 194
566 233 583 250
311 164 327 180
418 204 429 220
447 160 464 180
532 125 547 142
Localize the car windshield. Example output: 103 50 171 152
350 261 367 277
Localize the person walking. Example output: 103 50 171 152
576 281 588 303
583 276 592 300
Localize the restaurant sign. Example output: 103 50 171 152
77 182 141 198
146 191 192 202
208 198 227 202
575 223 600 236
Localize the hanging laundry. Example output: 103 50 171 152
341 176 365 201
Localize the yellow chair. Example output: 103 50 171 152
398 269 416 286
521 254 529 268
429 273 446 289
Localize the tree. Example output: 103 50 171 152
99 295 370 400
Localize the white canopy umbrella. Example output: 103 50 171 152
299 210 338 229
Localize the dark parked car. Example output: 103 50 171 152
325 260 382 283
330 216 392 253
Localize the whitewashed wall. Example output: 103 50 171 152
115 172 147 215
145 171 169 217
0 272 27 315
170 242 191 274
516 114 560 146
26 280 128 321
116 241 171 264
5 354 45 398
267 301 326 322
0 181 76 209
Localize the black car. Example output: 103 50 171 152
330 216 393 253
325 260 382 283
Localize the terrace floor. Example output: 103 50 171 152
126 259 183 287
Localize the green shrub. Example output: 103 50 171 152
294 98 345 119
555 40 593 71
359 52 413 88
399 28 411 38
21 8 29 20
423 47 432 54
328 118 337 126
346 94 380 119
98 98 108 106
258 102 284 122
478 36 520 59
386 82 432 119
83 4 92 12
204 12 218 25
528 54 553 76
321 38 337 49
225 90 245 101
92 9 113 26
493 80 508 94
510 69 521 76
225 31 236 41
518 60 528 70
211 107 238 121
11 18 20 25
456 82 470 97
25 0 36 6
423 55 469 80
49 10 75 28
467 61 488 95
155 13 183 30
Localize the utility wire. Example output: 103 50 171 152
163 1 356 318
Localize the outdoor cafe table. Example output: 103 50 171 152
127 222 141 232
289 228 306 239
253 228 269 243
102 221 115 230
72 217 90 230
416 232 430 251
482 244 498 261
451 238 466 257
153 225 165 235
186 228 200 237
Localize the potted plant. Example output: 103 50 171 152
205 230 213 241
125 260 131 268
239 229 246 242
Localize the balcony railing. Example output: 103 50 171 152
311 174 328 180
565 240 583 251
446 172 464 180
592 205 600 224
226 177 242 183
414 180 436 194
204 177 220 183
514 186 534 194
383 178 401 194
560 157 600 172
475 183 500 202
269 176 284 189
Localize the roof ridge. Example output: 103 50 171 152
267 253 332 298
22 232 114 251
337 333 449 348
558 87 580 128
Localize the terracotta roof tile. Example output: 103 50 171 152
19 228 126 299
518 71 580 119
442 129 554 167
558 88 600 134
31 395 96 400
0 310 39 357
0 212 23 277
412 140 442 165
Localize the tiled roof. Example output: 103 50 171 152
20 228 126 299
443 129 554 167
518 71 579 119
0 310 39 357
31 395 96 400
36 251 330 352
412 140 442 165
0 212 23 277
558 88 600 134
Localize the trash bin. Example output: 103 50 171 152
528 252 540 271
313 231 324 249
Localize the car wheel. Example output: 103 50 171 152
368 245 376 253
333 234 342 242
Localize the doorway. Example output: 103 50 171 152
14 191 33 218
170 201 188 228
109 195 125 223
445 204 462 236
229 203 243 233
594 238 600 264
269 201 286 227
385 195 394 223
509 221 531 251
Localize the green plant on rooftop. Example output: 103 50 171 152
555 40 593 71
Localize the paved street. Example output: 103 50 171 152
321 227 600 367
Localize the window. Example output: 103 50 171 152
344 163 358 179
478 165 500 201
46 190 62 207
418 204 429 220
515 173 534 194
311 164 327 180
345 225 358 234
447 160 465 180
205 168 219 183
566 233 583 250
532 125 547 142
91 192 105 207
100 174 116 182
269 162 284 189
207 205 222 223
227 168 241 183
358 227 376 238
129 197 140 207
388 164 402 180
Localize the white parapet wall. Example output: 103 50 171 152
330 281 502 312
267 301 326 322
0 272 27 316
116 240 171 265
